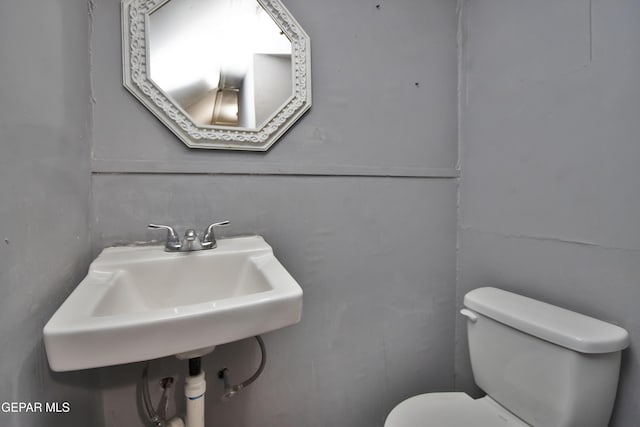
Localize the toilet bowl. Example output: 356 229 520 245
385 393 528 426
384 287 629 427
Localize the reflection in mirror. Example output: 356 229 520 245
147 0 292 129
122 0 311 150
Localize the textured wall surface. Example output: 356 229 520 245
0 0 103 426
90 0 459 426
457 0 640 424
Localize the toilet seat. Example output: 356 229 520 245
384 393 530 427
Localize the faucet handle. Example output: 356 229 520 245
148 224 181 251
202 221 230 249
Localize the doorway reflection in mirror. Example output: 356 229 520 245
148 0 292 129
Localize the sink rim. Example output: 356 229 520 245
43 235 303 371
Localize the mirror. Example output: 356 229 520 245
122 0 311 151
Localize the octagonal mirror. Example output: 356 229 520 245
122 0 311 151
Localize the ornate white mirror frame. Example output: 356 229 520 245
121 0 311 151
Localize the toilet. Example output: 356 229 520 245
385 287 630 427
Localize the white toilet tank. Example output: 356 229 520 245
463 287 629 427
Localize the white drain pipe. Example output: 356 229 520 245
164 360 206 427
184 370 206 427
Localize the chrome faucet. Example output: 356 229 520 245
181 228 201 251
148 221 230 252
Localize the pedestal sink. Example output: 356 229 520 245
44 236 302 371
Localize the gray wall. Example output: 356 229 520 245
90 0 459 426
0 0 103 426
5 0 637 425
456 0 640 425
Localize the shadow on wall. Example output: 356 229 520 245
610 348 638 426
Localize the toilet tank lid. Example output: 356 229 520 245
464 287 629 354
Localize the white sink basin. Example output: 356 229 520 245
44 236 302 371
